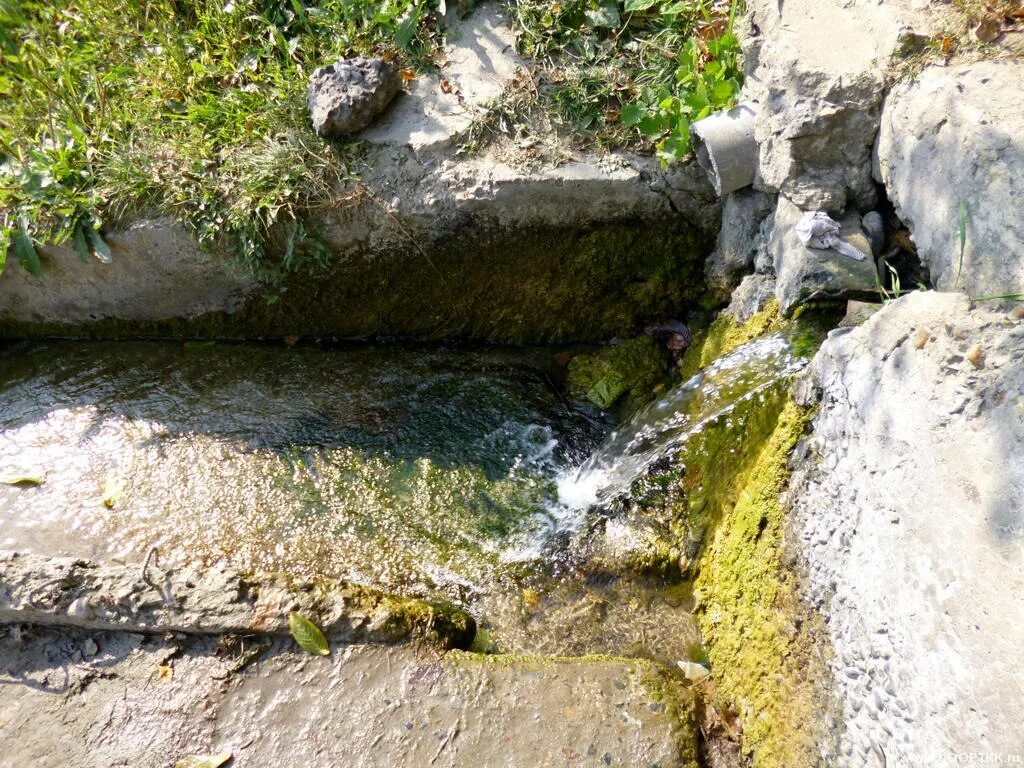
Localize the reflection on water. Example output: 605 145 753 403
0 341 601 603
0 334 801 659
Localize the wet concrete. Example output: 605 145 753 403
0 628 697 767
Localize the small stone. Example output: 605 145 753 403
1010 305 1024 320
307 57 402 138
83 637 99 657
67 596 93 620
966 344 985 368
861 211 885 257
913 328 930 349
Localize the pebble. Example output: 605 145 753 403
67 596 93 620
83 638 98 657
913 328 930 349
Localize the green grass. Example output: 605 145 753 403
0 0 446 282
492 0 742 163
1 0 740 284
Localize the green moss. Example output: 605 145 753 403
382 595 477 650
677 300 782 381
567 335 669 411
692 399 828 768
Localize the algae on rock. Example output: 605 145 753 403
677 300 783 381
567 335 670 411
692 399 831 768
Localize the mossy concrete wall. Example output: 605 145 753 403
0 216 711 344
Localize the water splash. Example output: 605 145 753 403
554 333 807 517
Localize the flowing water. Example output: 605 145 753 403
0 334 805 660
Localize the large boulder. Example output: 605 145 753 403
789 291 1024 763
704 188 776 302
741 0 939 212
875 60 1024 297
770 196 879 315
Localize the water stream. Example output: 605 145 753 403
0 334 804 661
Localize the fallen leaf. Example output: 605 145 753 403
439 78 455 94
967 344 985 368
289 611 330 656
974 15 1002 42
283 335 300 347
102 476 124 508
157 665 174 680
175 754 232 768
1 474 45 487
399 68 416 83
940 35 955 55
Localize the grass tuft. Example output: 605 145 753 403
0 0 445 280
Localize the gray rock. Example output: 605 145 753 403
725 273 777 323
861 211 885 257
705 188 777 302
788 291 1024 763
771 196 880 315
740 0 940 212
307 56 402 137
874 60 1024 297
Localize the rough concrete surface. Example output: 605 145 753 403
0 5 718 340
789 291 1024 765
0 553 473 649
0 218 254 325
363 4 522 152
0 630 697 768
875 60 1024 298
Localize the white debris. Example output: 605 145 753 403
795 211 869 261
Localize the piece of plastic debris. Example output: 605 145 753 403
795 211 869 261
175 754 232 768
676 660 711 682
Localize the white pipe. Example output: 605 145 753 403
689 103 759 196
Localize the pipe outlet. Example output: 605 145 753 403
689 102 759 197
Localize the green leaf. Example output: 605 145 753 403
584 2 620 29
175 754 232 768
289 611 330 656
623 0 659 12
395 9 419 49
711 78 735 103
1 474 45 487
71 222 91 263
620 103 645 126
86 226 113 264
13 219 41 277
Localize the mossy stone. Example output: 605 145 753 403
567 335 669 411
